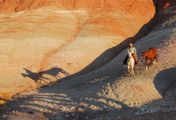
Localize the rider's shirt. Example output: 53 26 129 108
128 47 137 55
127 46 138 64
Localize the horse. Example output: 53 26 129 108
125 52 135 75
142 47 158 66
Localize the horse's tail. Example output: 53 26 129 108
123 55 128 65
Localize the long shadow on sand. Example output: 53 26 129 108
21 67 69 85
39 66 69 79
21 68 49 83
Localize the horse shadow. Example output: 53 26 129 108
38 66 69 79
21 67 69 84
21 68 49 84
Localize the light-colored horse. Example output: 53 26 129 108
127 52 135 75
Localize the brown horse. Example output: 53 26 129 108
142 47 158 65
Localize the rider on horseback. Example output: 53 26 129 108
123 42 138 65
123 43 138 75
128 43 138 64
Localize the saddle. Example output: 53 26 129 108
123 53 138 65
132 53 138 65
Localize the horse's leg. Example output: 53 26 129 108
145 58 148 66
130 67 133 75
143 57 147 70
149 59 152 65
154 56 158 63
156 56 158 62
128 64 134 76
131 60 135 75
145 59 149 70
127 65 130 75
153 59 156 65
150 58 155 65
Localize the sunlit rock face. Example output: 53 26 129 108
0 0 155 99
